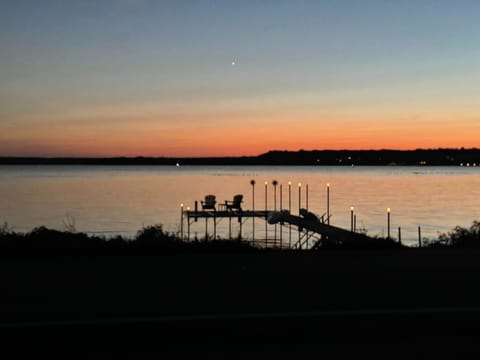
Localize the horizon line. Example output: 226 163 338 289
1 147 479 159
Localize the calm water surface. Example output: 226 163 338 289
1 165 479 246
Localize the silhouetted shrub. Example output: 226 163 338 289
3 221 480 254
133 224 181 252
437 221 480 248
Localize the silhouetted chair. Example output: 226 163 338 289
201 195 216 211
225 194 243 212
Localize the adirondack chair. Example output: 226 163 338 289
225 194 243 212
201 194 216 211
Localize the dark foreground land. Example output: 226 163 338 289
2 223 480 357
3 248 480 357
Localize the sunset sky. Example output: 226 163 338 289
1 0 480 157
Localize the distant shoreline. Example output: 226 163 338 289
1 148 479 166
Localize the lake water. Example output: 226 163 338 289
1 165 479 246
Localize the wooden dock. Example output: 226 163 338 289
182 206 373 249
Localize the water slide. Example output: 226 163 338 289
267 209 373 248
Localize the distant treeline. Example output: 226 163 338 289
1 148 480 166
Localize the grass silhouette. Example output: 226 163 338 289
1 221 480 255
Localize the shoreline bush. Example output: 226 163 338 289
1 221 479 255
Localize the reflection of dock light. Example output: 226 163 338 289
298 182 301 187
186 207 190 211
387 207 391 213
288 181 291 185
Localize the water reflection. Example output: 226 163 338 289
0 165 479 246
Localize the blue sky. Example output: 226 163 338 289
1 0 480 156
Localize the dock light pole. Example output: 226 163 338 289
265 181 268 246
350 206 354 232
288 181 292 248
298 183 302 215
180 204 184 240
250 180 255 242
298 183 302 246
272 180 278 211
279 184 283 247
186 206 190 241
326 183 330 225
280 184 283 210
387 208 391 239
288 181 292 212
264 181 268 214
305 184 308 211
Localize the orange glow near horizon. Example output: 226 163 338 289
2 114 479 157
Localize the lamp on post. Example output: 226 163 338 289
180 203 184 240
272 180 278 211
288 181 292 212
250 180 255 242
350 206 354 232
288 181 292 248
186 206 190 241
298 182 302 215
387 207 391 239
326 183 330 225
264 181 268 213
264 181 268 246
272 180 278 245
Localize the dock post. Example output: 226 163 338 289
354 214 356 233
205 218 208 241
398 227 402 245
213 215 216 240
239 219 242 240
306 184 309 211
418 226 422 247
194 201 198 222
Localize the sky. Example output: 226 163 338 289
1 0 480 157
